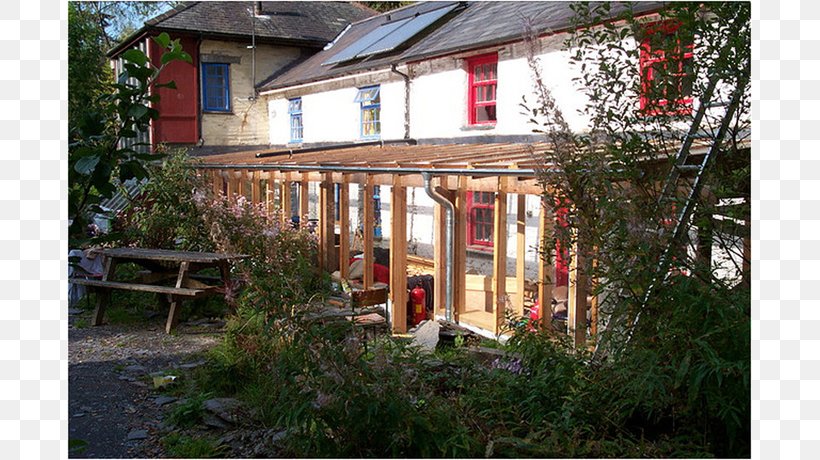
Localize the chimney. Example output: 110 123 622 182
254 2 262 16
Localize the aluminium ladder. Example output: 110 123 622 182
622 65 750 345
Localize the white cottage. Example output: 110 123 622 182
196 1 748 340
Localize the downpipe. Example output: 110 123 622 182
422 172 454 322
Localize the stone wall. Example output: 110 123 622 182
200 39 304 146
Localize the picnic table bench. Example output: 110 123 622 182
69 247 248 333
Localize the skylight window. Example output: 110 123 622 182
322 2 460 66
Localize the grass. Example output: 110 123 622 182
161 432 225 458
166 391 213 428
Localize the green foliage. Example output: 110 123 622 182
68 3 113 134
167 392 213 429
113 150 212 250
69 31 192 247
517 2 750 457
360 2 415 13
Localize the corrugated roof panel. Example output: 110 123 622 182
357 3 460 58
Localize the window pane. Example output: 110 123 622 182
475 105 497 122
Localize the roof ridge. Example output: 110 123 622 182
345 0 459 28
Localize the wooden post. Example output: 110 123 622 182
390 177 408 332
212 170 222 197
432 176 449 316
226 171 237 199
363 175 374 289
493 177 508 333
516 194 527 316
567 231 588 348
251 171 261 205
237 170 247 198
265 177 275 217
319 173 337 273
695 194 716 280
453 176 468 322
92 256 117 326
281 176 292 227
339 176 351 280
299 173 309 221
538 202 555 330
590 254 599 338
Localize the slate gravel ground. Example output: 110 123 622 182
69 311 223 458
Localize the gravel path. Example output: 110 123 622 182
68 311 223 458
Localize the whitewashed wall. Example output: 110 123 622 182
264 32 598 144
268 79 405 145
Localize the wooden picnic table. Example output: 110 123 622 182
70 247 248 333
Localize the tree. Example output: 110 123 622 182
523 2 750 456
71 1 178 47
359 2 414 13
68 2 113 134
69 32 192 247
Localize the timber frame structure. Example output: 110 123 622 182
194 141 575 338
192 139 746 344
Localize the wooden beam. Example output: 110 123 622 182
538 202 555 330
390 177 408 333
363 175 374 289
493 177 508 333
516 194 527 316
339 176 350 280
567 231 588 348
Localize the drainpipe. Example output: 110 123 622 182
390 64 411 139
422 172 454 322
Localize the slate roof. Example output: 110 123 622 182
258 1 665 92
109 1 376 56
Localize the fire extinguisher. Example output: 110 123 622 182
410 283 427 326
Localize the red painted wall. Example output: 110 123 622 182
149 35 199 145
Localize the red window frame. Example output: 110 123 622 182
639 20 694 115
467 191 495 247
467 54 498 125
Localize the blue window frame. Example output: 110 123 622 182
354 86 380 139
288 98 303 142
202 63 231 112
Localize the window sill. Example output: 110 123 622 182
203 110 234 115
460 123 496 132
467 246 494 256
